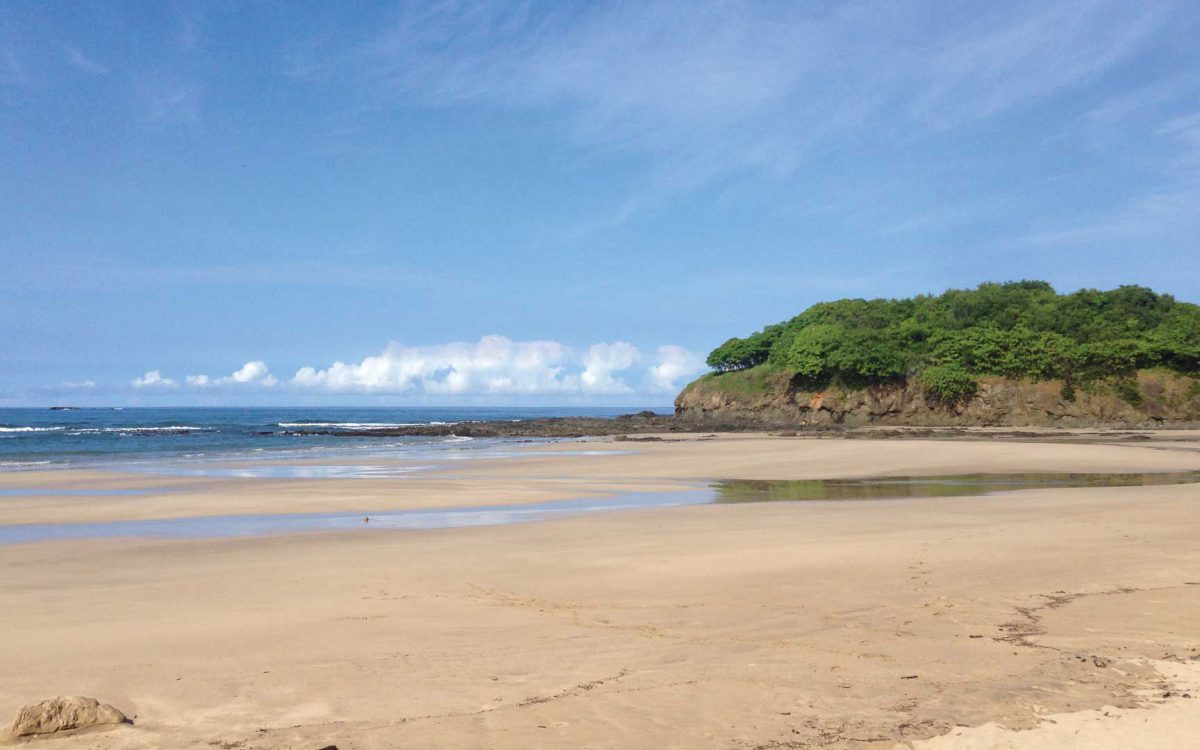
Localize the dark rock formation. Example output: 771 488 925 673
279 411 689 438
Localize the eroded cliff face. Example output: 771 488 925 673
675 370 1200 428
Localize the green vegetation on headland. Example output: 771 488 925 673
703 282 1200 405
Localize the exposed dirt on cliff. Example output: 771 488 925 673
675 370 1200 428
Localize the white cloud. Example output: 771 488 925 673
580 342 638 394
291 336 702 396
294 336 572 394
131 370 176 388
61 380 96 390
186 361 277 388
646 345 707 394
132 344 703 397
227 360 277 386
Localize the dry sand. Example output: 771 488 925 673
1 433 1198 748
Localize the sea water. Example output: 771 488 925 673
0 406 667 470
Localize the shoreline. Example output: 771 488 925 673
3 431 1200 528
279 413 1200 438
5 422 1200 476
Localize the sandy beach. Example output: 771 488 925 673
2 433 1199 748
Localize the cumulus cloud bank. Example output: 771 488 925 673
131 370 176 388
186 360 278 388
645 345 707 393
129 339 704 396
292 336 702 395
580 342 640 394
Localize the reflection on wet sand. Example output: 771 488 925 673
712 471 1200 503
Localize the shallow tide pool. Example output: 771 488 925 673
1 470 1196 545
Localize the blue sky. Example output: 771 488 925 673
2 0 1198 406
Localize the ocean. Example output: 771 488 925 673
0 406 667 470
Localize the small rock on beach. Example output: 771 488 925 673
6 696 130 739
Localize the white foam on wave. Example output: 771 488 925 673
61 426 214 434
108 426 212 432
0 426 66 433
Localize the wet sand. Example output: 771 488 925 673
1 433 1199 748
3 432 1200 526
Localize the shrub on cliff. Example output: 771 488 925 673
919 364 978 405
706 325 785 372
704 282 1200 393
773 324 908 387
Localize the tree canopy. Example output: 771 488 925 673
705 282 1200 402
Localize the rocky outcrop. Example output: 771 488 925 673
6 696 130 739
675 371 1200 428
277 411 690 438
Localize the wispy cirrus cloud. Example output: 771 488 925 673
143 80 201 129
63 44 108 75
307 0 1182 208
0 9 28 90
1016 108 1200 250
178 6 203 53
907 1 1170 127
